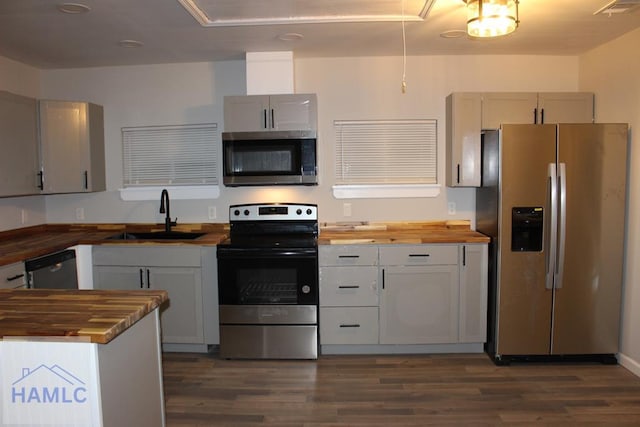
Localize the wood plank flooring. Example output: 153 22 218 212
162 352 640 426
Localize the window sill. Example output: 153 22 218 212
332 184 441 199
119 186 220 201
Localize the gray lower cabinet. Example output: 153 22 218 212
319 243 488 352
92 245 211 347
0 262 26 289
379 245 460 344
319 245 379 345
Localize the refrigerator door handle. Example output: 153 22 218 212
546 163 557 290
556 163 567 289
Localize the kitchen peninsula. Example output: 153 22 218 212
0 289 168 426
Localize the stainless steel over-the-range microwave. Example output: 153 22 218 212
222 130 317 186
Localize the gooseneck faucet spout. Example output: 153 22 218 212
159 189 177 232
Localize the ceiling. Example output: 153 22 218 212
0 0 639 69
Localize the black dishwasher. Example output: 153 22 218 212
24 249 79 289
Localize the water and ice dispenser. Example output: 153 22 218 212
511 207 544 252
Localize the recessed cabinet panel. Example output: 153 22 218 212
39 100 105 194
319 245 378 266
0 91 39 197
379 265 459 344
537 92 594 124
446 93 482 187
482 92 538 129
224 94 317 132
379 244 458 266
0 262 26 289
459 244 488 343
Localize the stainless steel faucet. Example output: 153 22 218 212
159 189 177 232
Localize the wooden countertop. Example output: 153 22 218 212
318 221 490 245
0 223 228 266
0 289 168 344
0 221 489 267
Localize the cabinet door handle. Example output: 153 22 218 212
263 109 267 129
456 164 461 184
339 324 361 328
534 107 538 124
338 285 360 289
409 254 430 257
463 245 466 266
83 171 88 190
338 255 360 259
139 268 144 288
7 273 25 282
37 171 44 190
540 108 545 124
146 268 151 288
271 108 275 129
382 268 385 290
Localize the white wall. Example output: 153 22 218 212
41 55 580 224
580 28 640 376
0 56 46 231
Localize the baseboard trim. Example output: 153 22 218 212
618 352 640 378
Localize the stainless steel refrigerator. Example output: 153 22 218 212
476 123 628 364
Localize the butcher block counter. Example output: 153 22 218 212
318 220 489 244
0 289 168 426
0 223 228 266
0 289 168 343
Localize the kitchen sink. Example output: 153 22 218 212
106 231 206 241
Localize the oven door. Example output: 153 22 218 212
217 247 318 306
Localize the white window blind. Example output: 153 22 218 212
334 119 437 185
122 123 218 187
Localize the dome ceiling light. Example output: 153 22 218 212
463 0 519 38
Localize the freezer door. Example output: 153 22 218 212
552 123 627 355
496 124 557 356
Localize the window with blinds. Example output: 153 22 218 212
334 119 437 185
122 124 218 187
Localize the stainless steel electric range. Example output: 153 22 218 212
216 203 319 359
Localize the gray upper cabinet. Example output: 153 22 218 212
224 94 317 132
38 100 106 194
446 91 594 187
0 91 39 197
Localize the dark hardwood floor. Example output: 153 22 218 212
162 351 640 426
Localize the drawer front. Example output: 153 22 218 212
379 244 458 266
319 245 378 266
320 266 378 307
320 307 379 345
0 262 26 289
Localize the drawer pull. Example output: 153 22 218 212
6 273 25 282
409 254 430 257
339 324 361 328
338 255 360 259
338 285 360 289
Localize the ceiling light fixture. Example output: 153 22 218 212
463 0 519 38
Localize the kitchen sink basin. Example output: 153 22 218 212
106 231 206 241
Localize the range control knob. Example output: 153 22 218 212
244 209 250 216
233 209 240 216
306 208 313 215
302 285 311 294
296 209 302 215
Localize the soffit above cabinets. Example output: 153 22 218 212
178 0 436 26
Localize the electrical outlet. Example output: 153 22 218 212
208 206 217 220
75 207 85 220
343 203 352 217
447 202 456 215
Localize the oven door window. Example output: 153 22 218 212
224 140 301 176
218 255 317 305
